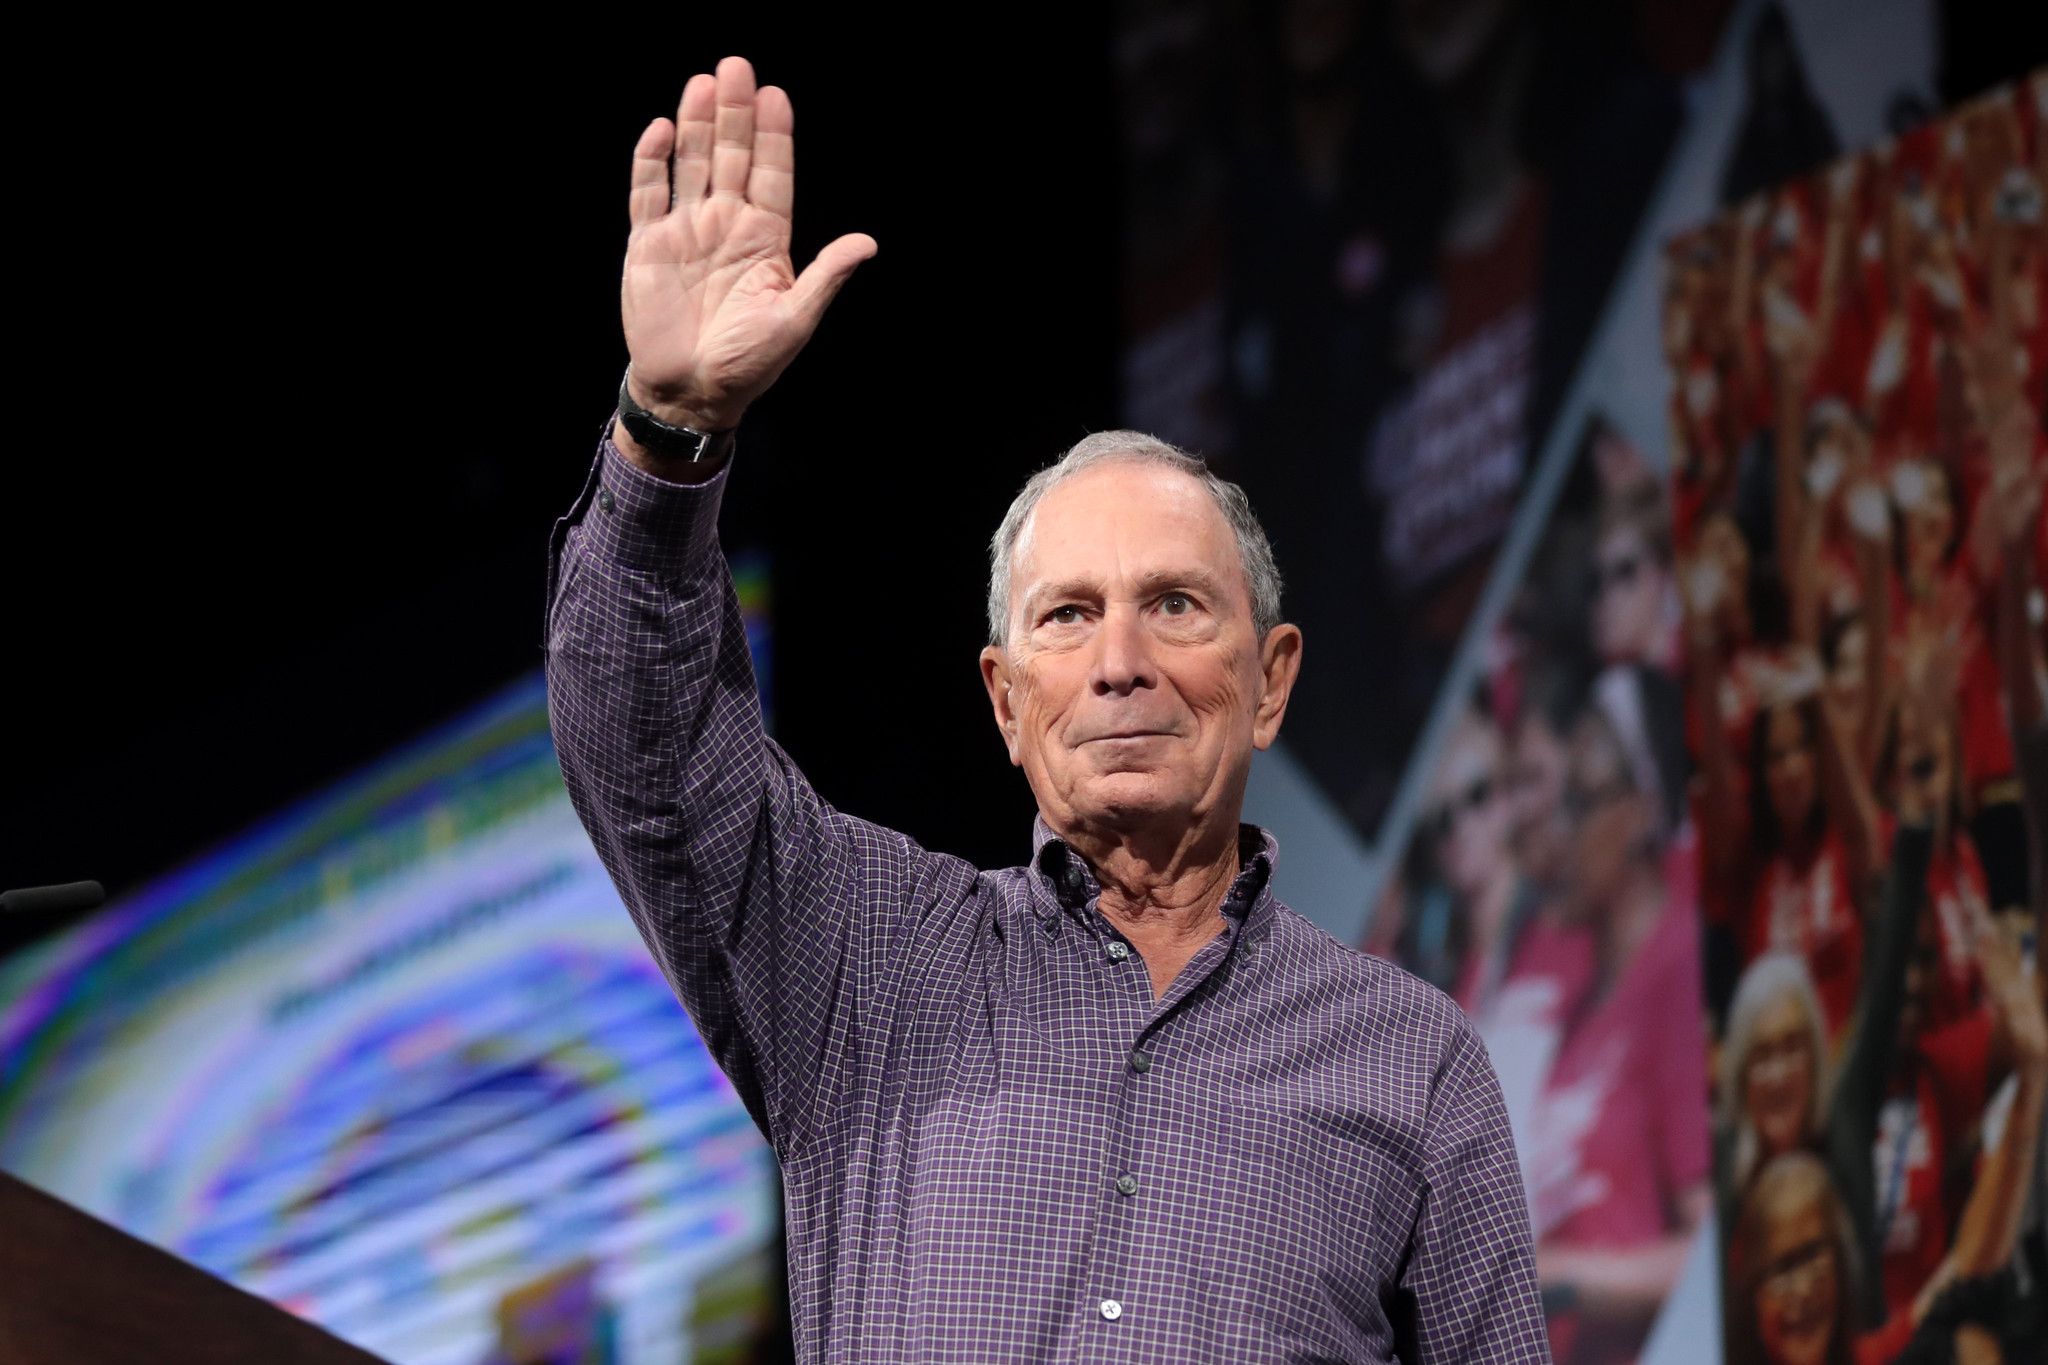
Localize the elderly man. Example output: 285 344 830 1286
546 56 1547 1365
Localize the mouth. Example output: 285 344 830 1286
1779 1301 1826 1336
1077 730 1177 745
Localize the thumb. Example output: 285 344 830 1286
788 232 877 333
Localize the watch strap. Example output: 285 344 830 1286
616 372 737 464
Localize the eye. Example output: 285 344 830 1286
1160 593 1192 616
1048 605 1083 626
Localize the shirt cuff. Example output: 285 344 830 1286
575 433 731 580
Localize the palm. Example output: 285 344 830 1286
621 59 874 431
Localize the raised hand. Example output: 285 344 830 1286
1965 892 2048 1069
619 58 876 465
1986 400 2044 554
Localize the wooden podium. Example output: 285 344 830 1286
0 1172 385 1365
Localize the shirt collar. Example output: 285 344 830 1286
1029 817 1279 927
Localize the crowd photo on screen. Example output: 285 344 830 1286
1665 73 2047 1365
1366 67 2048 1365
1366 411 1710 1365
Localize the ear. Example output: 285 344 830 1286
980 645 1024 766
1252 624 1303 751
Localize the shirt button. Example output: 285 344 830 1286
1099 1299 1123 1322
597 488 616 514
1115 1173 1138 1196
1104 941 1130 963
1128 1048 1152 1074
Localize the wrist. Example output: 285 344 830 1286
614 369 737 484
623 367 743 435
611 416 729 485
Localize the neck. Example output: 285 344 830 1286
1072 816 1243 928
1060 810 1245 998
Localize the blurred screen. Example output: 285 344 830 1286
0 670 782 1365
1366 413 1709 1365
1669 75 2047 1365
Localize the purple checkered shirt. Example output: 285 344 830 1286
545 438 1549 1363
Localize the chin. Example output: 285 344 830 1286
1074 774 1190 828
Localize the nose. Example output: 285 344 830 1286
1090 603 1158 698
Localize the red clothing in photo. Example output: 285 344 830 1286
1871 1008 1993 1322
1924 836 1988 1030
1479 907 1601 1069
1748 829 1864 1038
1475 908 1600 1213
1855 1310 1919 1365
1957 641 2013 793
1686 644 1789 794
1863 295 1944 448
1814 543 1864 623
1497 917 1600 1024
1525 898 1711 1250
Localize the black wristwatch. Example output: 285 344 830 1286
616 371 737 464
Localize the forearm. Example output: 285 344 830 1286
1840 825 1933 1105
1773 381 1806 589
1946 1064 2046 1279
1857 539 1891 775
545 438 809 1119
1536 1182 1707 1322
2025 724 2048 933
1689 650 1746 887
1828 821 1934 1299
1997 537 2046 742
1536 1236 1694 1321
546 438 755 934
1790 516 1822 648
1817 701 1885 886
552 55 889 1141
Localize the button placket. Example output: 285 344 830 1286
1087 1002 1156 1341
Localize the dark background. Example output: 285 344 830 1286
4 11 1116 956
4 3 2038 960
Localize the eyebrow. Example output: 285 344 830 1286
1022 567 1233 612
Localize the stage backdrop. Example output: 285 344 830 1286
1668 73 2047 1365
0 670 782 1365
1119 5 2004 1365
1117 0 1952 940
1364 412 1711 1365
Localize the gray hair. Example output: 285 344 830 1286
1720 951 1830 1188
986 431 1284 647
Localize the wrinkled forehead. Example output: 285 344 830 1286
1011 461 1244 598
